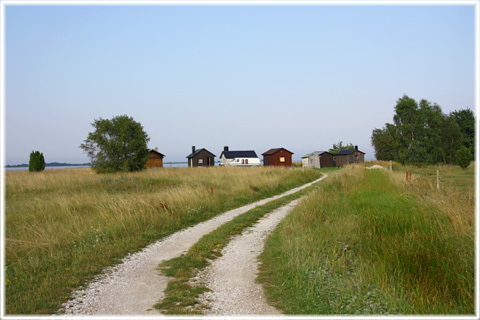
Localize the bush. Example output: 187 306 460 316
29 151 45 172
455 146 472 169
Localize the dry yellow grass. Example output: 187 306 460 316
5 166 321 314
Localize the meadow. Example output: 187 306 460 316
259 162 475 315
5 166 321 314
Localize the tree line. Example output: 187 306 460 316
371 95 474 167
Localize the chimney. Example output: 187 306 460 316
155 147 158 152
224 146 229 152
355 146 358 151
192 146 196 154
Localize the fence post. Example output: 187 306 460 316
437 170 440 190
390 161 392 172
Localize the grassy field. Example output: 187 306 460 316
5 166 321 314
259 162 475 315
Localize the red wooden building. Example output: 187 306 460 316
262 148 294 167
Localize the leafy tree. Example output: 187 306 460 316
441 114 463 165
451 109 475 159
29 151 45 172
392 95 418 163
80 115 150 173
372 95 467 165
455 146 472 169
371 124 396 161
415 100 444 164
328 141 355 154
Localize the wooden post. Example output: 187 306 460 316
390 160 392 172
437 170 440 190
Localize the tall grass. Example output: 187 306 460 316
5 166 321 314
259 164 474 315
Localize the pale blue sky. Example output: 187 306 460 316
4 4 476 164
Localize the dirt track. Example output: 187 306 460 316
60 175 326 316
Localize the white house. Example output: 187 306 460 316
219 146 261 167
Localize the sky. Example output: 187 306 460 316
3 2 476 165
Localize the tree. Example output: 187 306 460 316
328 141 355 154
392 95 418 163
415 100 444 164
80 115 150 173
455 146 472 169
371 95 467 165
371 124 396 161
29 151 45 172
441 114 462 165
451 109 475 159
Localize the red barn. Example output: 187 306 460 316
262 148 294 167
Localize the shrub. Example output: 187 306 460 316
455 146 472 169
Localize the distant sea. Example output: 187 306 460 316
5 165 91 171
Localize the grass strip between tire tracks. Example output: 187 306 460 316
154 176 323 314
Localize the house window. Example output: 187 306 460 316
355 154 359 161
246 159 248 164
198 159 203 164
280 157 285 163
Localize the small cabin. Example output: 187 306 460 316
302 151 334 168
187 146 216 167
262 148 293 167
219 146 260 167
335 146 365 168
146 148 165 168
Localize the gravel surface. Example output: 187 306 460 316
59 175 325 316
195 175 328 316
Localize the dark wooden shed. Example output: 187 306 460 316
146 148 165 168
187 146 216 167
335 146 365 168
318 151 335 167
262 148 294 167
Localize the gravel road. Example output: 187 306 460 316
194 198 303 316
59 175 326 316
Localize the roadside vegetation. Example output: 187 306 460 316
5 166 321 314
259 162 474 315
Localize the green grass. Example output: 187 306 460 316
258 164 474 315
5 166 321 314
154 185 317 314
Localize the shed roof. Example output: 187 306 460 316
336 149 365 155
262 148 294 156
186 148 216 159
149 149 165 157
221 150 258 159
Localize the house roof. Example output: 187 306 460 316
301 153 313 159
262 148 294 156
336 149 365 155
186 148 216 159
149 149 165 157
221 150 258 159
